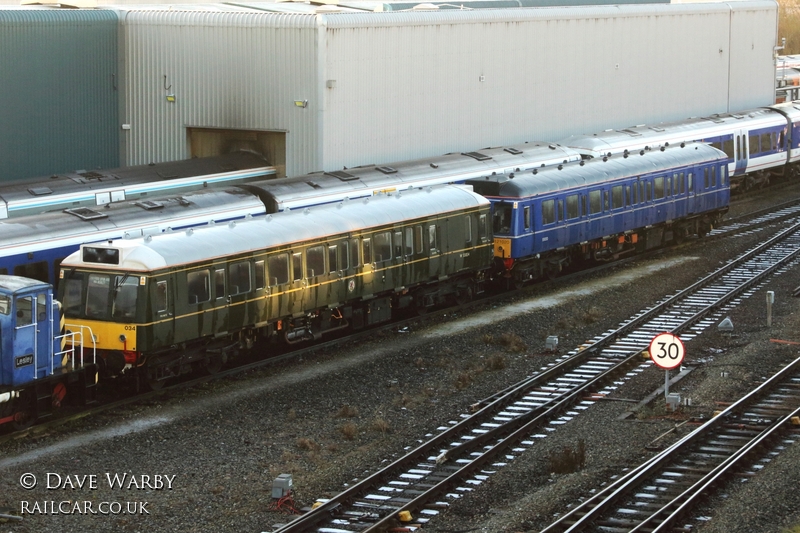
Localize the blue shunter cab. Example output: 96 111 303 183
0 275 96 428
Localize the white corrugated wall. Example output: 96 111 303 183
320 2 777 170
118 10 319 175
116 2 777 176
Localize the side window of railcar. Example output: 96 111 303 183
589 190 601 214
688 173 693 192
373 233 391 263
268 254 289 286
338 242 350 270
394 231 403 258
523 207 530 232
761 133 772 152
0 294 8 315
722 139 734 159
292 253 303 282
328 246 338 274
478 214 487 241
350 239 360 267
720 166 726 186
187 271 210 305
542 200 555 225
465 216 473 242
306 246 325 278
214 269 226 299
156 281 168 313
654 177 665 199
566 195 579 219
229 261 251 295
363 238 372 264
711 166 716 187
255 261 265 290
414 226 423 253
749 134 760 154
404 228 414 256
611 186 623 209
428 226 437 253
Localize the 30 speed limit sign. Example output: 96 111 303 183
649 333 685 370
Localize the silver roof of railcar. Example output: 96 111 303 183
0 187 265 257
468 142 726 198
62 185 489 272
243 141 580 212
558 107 787 157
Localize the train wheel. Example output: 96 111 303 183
204 354 224 375
455 284 475 305
12 393 36 431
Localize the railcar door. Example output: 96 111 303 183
289 252 305 315
13 293 51 382
734 130 748 176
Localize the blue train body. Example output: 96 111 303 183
467 143 729 284
0 275 96 429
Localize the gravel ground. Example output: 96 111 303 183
1 187 800 533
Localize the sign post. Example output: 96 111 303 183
649 332 685 398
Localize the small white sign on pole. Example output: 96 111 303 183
649 332 685 399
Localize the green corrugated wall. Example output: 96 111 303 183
0 9 118 182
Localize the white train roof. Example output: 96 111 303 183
242 141 580 212
557 107 787 157
61 185 489 272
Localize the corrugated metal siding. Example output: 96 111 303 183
319 3 776 170
118 10 319 176
727 0 780 111
0 9 118 182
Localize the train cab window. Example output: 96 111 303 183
86 274 110 318
523 207 530 232
36 293 46 322
429 225 442 253
62 275 83 315
478 214 487 240
338 242 350 270
611 186 623 209
268 254 289 286
404 227 414 256
214 269 226 299
350 239 360 267
363 238 372 264
306 246 325 278
17 296 33 326
292 253 303 282
0 294 8 315
542 200 555 225
374 232 391 263
589 190 601 214
394 231 403 258
566 195 579 219
229 261 251 295
255 261 265 290
111 275 138 320
749 134 760 154
328 246 339 274
493 204 513 234
156 281 168 313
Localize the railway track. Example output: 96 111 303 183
268 217 800 533
540 355 800 533
2 193 797 443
